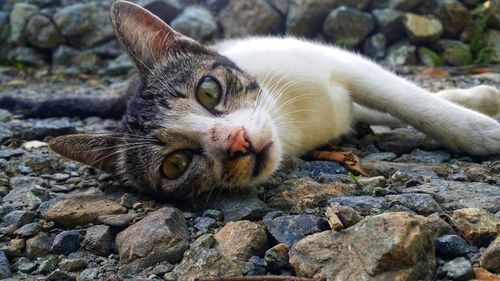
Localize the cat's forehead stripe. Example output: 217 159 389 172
211 57 242 72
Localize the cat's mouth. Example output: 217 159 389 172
252 141 274 177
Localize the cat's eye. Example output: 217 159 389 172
196 76 222 110
161 151 193 180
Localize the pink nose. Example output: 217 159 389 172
228 128 250 158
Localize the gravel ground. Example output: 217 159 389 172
0 66 499 281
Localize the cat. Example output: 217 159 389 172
3 0 500 200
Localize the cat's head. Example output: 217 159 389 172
48 0 282 200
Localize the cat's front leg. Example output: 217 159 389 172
436 85 500 117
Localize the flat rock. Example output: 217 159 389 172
97 212 137 227
480 235 500 273
1 210 34 228
404 14 443 43
173 234 243 281
43 192 127 228
210 192 269 222
385 193 441 215
2 177 49 211
214 220 268 261
116 207 189 273
328 196 388 215
81 225 112 256
19 119 77 140
451 208 498 247
263 212 327 246
395 149 450 163
267 178 351 213
289 212 437 280
323 6 375 48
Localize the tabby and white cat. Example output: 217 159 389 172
41 1 500 199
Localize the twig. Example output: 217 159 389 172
195 276 323 281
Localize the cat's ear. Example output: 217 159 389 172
110 0 201 72
49 134 123 174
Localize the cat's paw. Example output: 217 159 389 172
458 116 500 156
467 85 500 117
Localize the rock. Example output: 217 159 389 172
219 0 282 37
451 208 498 247
385 40 417 66
18 261 37 274
214 220 268 261
26 14 64 49
434 39 472 66
97 212 137 227
418 46 443 66
267 179 351 213
385 193 441 215
102 54 134 76
174 234 243 281
2 177 49 211
357 176 387 188
443 257 475 281
396 149 450 163
371 0 424 11
480 236 500 273
0 124 13 143
325 206 343 230
2 210 34 228
46 270 75 281
473 267 499 281
52 45 80 66
51 230 83 255
193 216 217 232
286 0 337 37
67 7 114 48
0 148 24 159
211 192 269 222
363 33 386 60
419 0 472 37
371 9 405 43
362 152 397 161
263 212 327 246
9 3 39 44
116 207 189 273
140 0 183 23
7 47 45 67
264 243 290 274
404 14 444 43
328 196 388 215
247 256 265 275
59 258 87 272
53 3 96 36
20 119 78 140
302 161 347 179
203 209 223 221
13 222 40 237
326 203 362 228
44 192 126 228
2 238 24 258
26 232 52 259
0 251 11 279
170 6 217 42
38 256 59 274
289 212 437 280
434 235 472 259
405 180 500 213
81 225 112 256
323 6 375 48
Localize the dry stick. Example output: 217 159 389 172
195 276 323 281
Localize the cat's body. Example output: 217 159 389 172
3 1 500 200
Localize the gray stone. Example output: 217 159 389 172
102 54 134 76
1 210 34 228
211 192 269 222
9 3 39 44
26 232 52 259
263 212 327 246
53 3 96 36
194 217 217 232
214 220 268 261
418 0 472 37
434 235 472 259
435 39 472 66
286 0 337 37
0 123 13 143
363 152 397 161
7 47 45 67
26 14 64 49
2 176 49 211
264 243 290 274
173 234 243 281
395 149 450 163
97 212 137 227
140 0 183 23
404 14 444 43
38 256 60 274
371 0 424 11
80 268 99 281
67 7 114 48
371 9 405 44
19 119 77 140
52 45 80 66
171 5 217 42
363 33 386 60
59 258 87 272
386 193 441 215
116 207 190 273
51 230 83 256
385 40 417 66
267 0 289 14
17 261 36 273
13 222 40 237
328 196 388 215
203 209 223 221
480 236 500 273
443 257 474 281
0 251 11 279
303 161 347 180
81 225 112 256
46 270 75 281
323 6 375 48
219 0 282 37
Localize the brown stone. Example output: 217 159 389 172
325 206 343 230
2 238 25 257
289 212 437 280
267 178 352 213
404 13 443 43
214 220 268 261
451 208 499 247
327 202 362 228
116 207 189 273
44 193 126 228
474 267 500 281
481 236 500 273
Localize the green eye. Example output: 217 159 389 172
161 151 192 180
196 76 221 110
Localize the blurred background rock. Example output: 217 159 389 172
0 0 499 77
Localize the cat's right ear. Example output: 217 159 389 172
110 0 201 72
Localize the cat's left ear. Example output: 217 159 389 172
110 0 203 73
49 133 124 174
